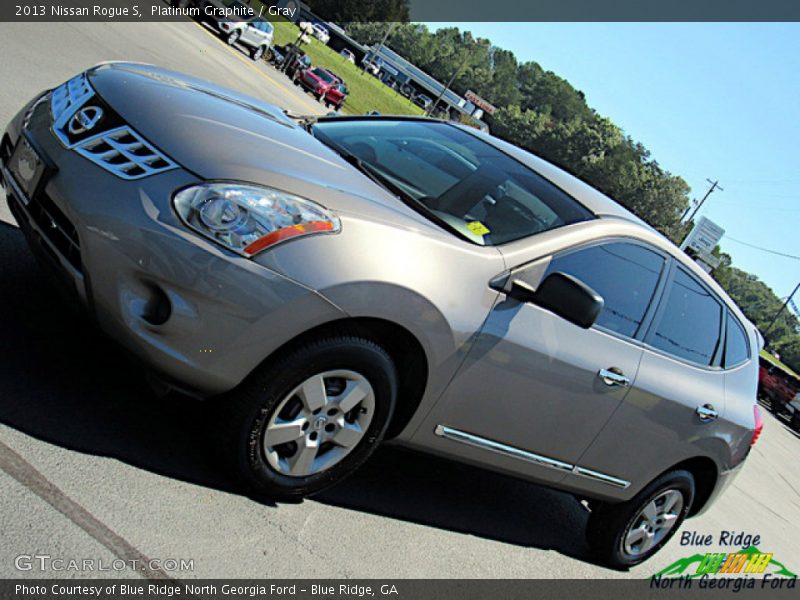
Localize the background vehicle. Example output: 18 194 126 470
413 93 433 110
775 394 800 431
339 49 356 63
218 17 274 61
362 59 380 77
1 64 761 571
324 82 348 110
295 66 338 100
758 360 799 414
282 49 311 79
312 23 330 44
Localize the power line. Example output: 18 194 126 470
724 236 800 261
681 179 722 223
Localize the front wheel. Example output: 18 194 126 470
587 470 695 569
251 46 265 61
219 336 397 500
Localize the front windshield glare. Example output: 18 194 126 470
312 120 593 245
314 69 334 83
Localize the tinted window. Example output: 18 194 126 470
311 120 593 246
545 242 664 337
650 269 722 365
724 313 750 367
313 69 334 83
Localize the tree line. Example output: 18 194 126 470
339 21 799 371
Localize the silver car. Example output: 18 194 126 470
1 64 762 568
217 17 274 61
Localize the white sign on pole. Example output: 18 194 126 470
681 216 725 254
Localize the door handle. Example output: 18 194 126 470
696 404 719 423
598 368 631 387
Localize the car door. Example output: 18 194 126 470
240 21 257 45
421 239 668 485
576 264 728 495
251 21 270 46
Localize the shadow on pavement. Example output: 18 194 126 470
0 216 592 563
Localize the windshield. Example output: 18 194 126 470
313 68 334 83
312 119 593 245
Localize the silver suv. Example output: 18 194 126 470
0 64 762 569
218 17 274 61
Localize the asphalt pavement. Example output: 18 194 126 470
1 21 799 580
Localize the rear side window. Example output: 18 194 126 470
545 242 664 338
724 313 750 367
649 268 722 365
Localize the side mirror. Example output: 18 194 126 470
509 272 604 329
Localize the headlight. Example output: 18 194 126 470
173 183 340 256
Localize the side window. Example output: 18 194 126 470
649 268 722 365
724 312 750 367
544 241 664 338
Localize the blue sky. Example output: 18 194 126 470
428 23 800 303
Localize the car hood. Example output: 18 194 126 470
86 63 433 227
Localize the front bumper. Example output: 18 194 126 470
299 77 323 94
2 94 346 396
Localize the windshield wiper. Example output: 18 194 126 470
312 132 413 201
311 130 474 244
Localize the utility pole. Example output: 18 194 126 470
764 281 800 341
426 48 472 117
368 22 397 72
682 179 723 223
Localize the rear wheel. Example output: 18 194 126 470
219 336 397 500
587 470 694 569
226 30 240 45
790 411 800 432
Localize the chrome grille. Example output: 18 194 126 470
50 73 94 138
74 127 177 180
49 71 178 180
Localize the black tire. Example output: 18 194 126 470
587 470 695 569
251 46 265 61
790 412 800 432
226 30 240 45
219 336 397 501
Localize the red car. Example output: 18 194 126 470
324 82 348 110
294 67 337 100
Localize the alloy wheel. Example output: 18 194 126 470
621 489 684 557
262 370 375 477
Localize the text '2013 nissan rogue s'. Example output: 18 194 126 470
0 63 762 569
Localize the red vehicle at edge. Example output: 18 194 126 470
324 82 348 110
294 66 337 100
758 358 799 415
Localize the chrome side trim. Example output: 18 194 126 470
434 425 572 473
572 466 630 490
434 425 631 489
